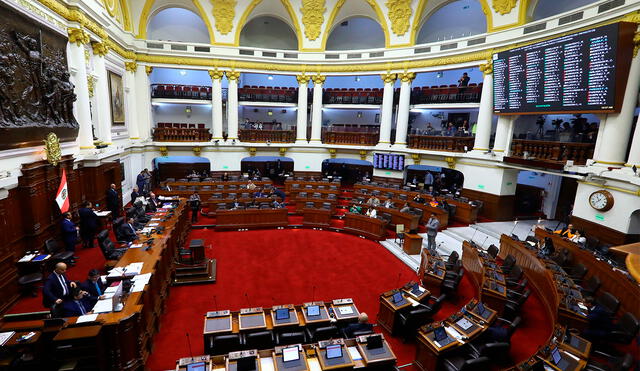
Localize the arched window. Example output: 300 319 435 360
530 0 600 21
326 17 385 50
416 0 486 44
147 7 210 43
240 16 298 50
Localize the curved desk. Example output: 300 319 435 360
343 213 387 240
215 208 289 230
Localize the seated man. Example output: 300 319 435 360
343 313 373 338
582 297 613 342
413 193 426 203
79 269 106 306
400 203 412 213
271 187 286 202
366 196 380 207
254 188 266 198
270 196 283 209
43 262 77 308
61 287 93 317
366 207 377 218
383 198 394 208
570 230 587 246
247 180 257 190
349 204 362 214
146 192 159 212
230 197 243 210
554 224 575 239
130 186 140 204
119 217 138 243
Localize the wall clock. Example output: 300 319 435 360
588 190 614 211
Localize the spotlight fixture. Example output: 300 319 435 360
179 70 187 76
232 139 236 145
214 140 220 145
266 140 271 145
267 110 273 116
357 111 363 118
436 72 443 79
185 106 192 114
355 76 361 82
253 108 258 113
268 75 274 80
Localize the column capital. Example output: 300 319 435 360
297 74 311 85
380 73 397 84
209 69 224 81
145 66 153 75
124 61 137 73
226 70 241 81
633 31 640 57
311 74 325 85
479 61 493 76
68 28 90 46
398 72 416 83
91 41 109 56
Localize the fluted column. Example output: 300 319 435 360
209 69 224 140
90 41 111 145
67 28 94 149
124 62 139 140
378 73 397 146
493 115 517 154
310 75 325 142
626 113 640 168
296 75 311 143
593 54 640 166
226 70 240 141
135 65 153 141
473 62 494 151
394 72 415 147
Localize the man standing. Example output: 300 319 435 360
426 213 440 251
424 171 434 188
189 191 201 223
43 262 77 308
78 202 98 249
106 183 119 218
61 212 79 256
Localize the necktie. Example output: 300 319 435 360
77 301 86 315
94 282 101 295
57 274 68 296
130 224 135 234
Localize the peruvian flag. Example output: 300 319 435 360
55 169 70 213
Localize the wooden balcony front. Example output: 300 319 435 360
407 135 474 152
507 139 595 168
153 127 212 142
238 129 295 143
322 131 379 146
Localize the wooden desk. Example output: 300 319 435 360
271 305 300 328
462 241 507 314
330 301 360 322
215 208 289 230
294 198 337 214
302 208 332 228
403 234 422 255
535 229 640 319
343 213 387 240
301 303 331 326
315 342 354 370
355 335 397 368
418 250 447 296
408 202 449 228
239 311 267 332
374 206 420 231
285 180 333 193
377 292 412 335
273 347 310 371
434 197 479 224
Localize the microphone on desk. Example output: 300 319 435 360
186 332 194 359
510 219 519 237
480 236 489 249
470 228 478 244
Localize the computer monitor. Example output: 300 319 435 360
392 292 404 304
551 348 562 365
476 302 486 316
112 281 123 312
412 283 420 292
236 356 256 371
186 362 206 371
306 305 320 316
434 326 447 341
275 308 290 320
366 334 383 350
325 344 342 359
282 346 300 362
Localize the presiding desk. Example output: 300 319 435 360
414 299 497 371
215 208 289 230
343 213 387 240
0 200 190 370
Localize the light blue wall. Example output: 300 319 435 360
147 8 209 44
532 0 600 21
413 67 482 87
417 0 486 44
239 73 297 88
150 68 228 88
326 17 385 51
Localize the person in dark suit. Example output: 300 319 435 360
119 217 138 243
61 287 93 317
270 187 286 202
146 192 159 212
106 183 120 218
221 172 229 181
78 202 98 249
130 186 140 204
583 298 613 342
189 191 201 222
230 197 243 210
61 212 79 255
43 262 77 308
79 269 106 306
343 313 373 338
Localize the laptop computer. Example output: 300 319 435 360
186 362 206 371
236 356 256 371
433 326 454 347
282 346 300 362
551 348 570 370
326 344 342 359
392 292 405 305
410 283 423 296
275 308 290 321
306 305 320 317
366 334 383 350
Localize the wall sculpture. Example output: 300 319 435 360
0 2 78 150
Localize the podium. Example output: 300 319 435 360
403 234 422 255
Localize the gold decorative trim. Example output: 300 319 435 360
124 61 137 73
209 69 224 80
492 0 517 15
159 146 168 156
79 145 96 149
44 133 62 166
411 153 421 164
91 41 109 56
444 156 456 169
381 73 397 84
398 72 415 83
68 27 90 45
479 61 493 76
386 0 412 36
137 0 216 44
579 181 640 197
145 66 153 75
211 0 236 35
225 70 241 81
633 30 640 57
193 147 202 156
296 74 311 85
329 148 337 158
279 147 288 156
595 160 626 165
311 74 326 84
359 150 368 161
87 75 95 98
249 147 257 156
301 0 325 41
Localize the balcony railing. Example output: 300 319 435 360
407 135 474 152
152 84 212 100
410 84 482 105
153 127 212 142
239 129 295 143
322 131 379 146
509 140 595 165
239 87 297 103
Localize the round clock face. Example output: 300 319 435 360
589 191 612 211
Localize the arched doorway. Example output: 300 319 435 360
405 164 464 194
322 158 373 185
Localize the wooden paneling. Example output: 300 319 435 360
157 162 210 182
570 215 640 246
460 189 515 221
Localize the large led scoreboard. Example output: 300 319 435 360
493 22 635 115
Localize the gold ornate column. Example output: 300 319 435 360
310 74 326 142
296 74 311 143
226 70 241 141
209 69 224 140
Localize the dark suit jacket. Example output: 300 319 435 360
80 279 106 306
106 189 119 210
78 207 98 236
130 191 140 203
43 272 73 308
119 223 137 242
273 188 286 201
343 323 373 338
61 218 77 247
61 298 93 317
146 198 159 212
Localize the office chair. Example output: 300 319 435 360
18 269 43 297
503 289 530 321
243 331 275 350
441 268 464 298
397 307 433 341
444 260 462 280
487 245 499 259
578 275 601 298
275 331 306 346
609 312 638 345
209 334 241 355
350 329 375 338
442 355 491 371
97 230 127 260
468 342 511 366
306 325 339 342
505 265 524 287
445 251 459 270
585 351 634 371
595 292 620 316
44 239 75 266
501 254 516 274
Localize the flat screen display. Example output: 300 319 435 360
306 305 320 316
373 153 404 171
282 346 300 362
493 22 635 114
552 348 562 365
392 292 404 304
275 308 290 320
325 344 342 359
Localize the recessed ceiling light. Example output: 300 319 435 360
268 75 274 80
179 70 187 76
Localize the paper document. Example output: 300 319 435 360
95 211 111 217
150 218 161 221
337 306 354 315
347 346 362 360
132 273 152 284
131 280 146 292
148 223 159 227
19 254 36 262
76 314 98 323
130 244 143 249
456 318 474 331
92 299 113 313
444 326 463 341
0 331 15 346
259 358 275 371
307 358 322 371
